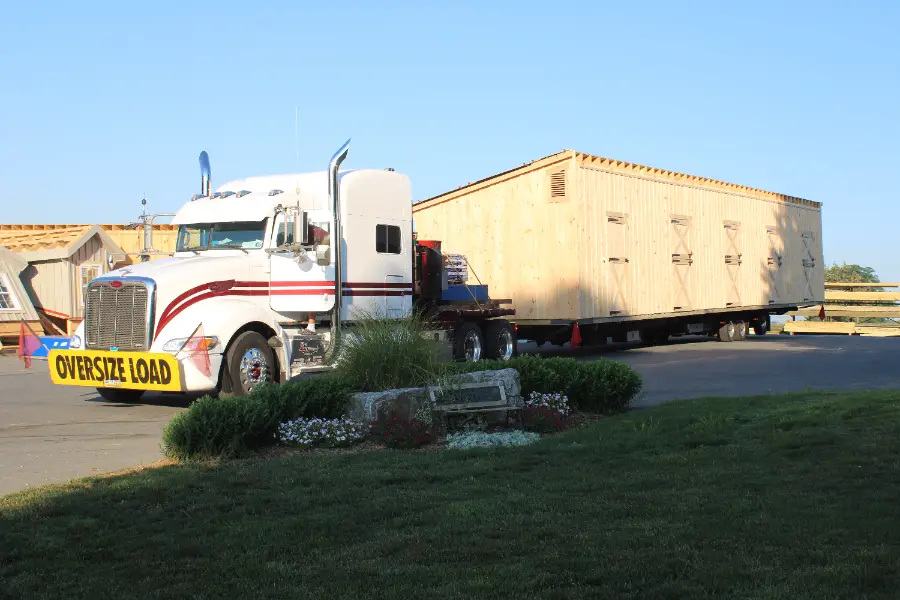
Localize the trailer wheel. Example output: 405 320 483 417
222 331 275 395
484 320 515 361
453 321 484 362
95 388 144 403
734 321 748 341
753 315 770 336
718 322 736 342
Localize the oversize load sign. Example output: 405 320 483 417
48 350 182 392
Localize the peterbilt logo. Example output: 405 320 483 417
208 280 236 293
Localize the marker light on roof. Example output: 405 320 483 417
268 189 284 196
211 192 222 199
220 191 235 198
236 190 251 198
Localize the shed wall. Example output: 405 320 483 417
413 153 824 323
70 234 110 318
574 165 824 320
21 259 73 319
413 154 582 320
0 260 39 323
104 227 177 262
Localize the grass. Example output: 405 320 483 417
4 390 900 599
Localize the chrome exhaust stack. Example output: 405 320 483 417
199 151 211 198
328 139 350 343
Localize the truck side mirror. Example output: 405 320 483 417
294 210 309 245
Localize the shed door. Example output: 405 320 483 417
766 226 783 305
606 213 629 316
723 221 742 307
801 231 817 302
670 216 693 311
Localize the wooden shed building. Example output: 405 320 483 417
0 225 126 334
0 245 41 345
413 150 824 335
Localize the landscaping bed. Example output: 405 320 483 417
4 390 900 598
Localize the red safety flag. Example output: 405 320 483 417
182 323 211 377
17 320 42 369
819 305 826 321
571 322 582 349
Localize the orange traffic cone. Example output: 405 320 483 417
571 323 582 349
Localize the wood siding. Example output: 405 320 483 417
413 151 824 323
70 234 109 319
104 226 177 263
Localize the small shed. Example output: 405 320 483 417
0 225 126 334
0 245 41 345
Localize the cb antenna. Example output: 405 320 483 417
294 104 301 172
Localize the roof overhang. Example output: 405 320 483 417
0 245 27 273
14 225 126 262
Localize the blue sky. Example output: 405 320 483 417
1 1 898 278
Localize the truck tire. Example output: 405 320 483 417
222 331 275 395
453 321 484 362
734 321 748 341
753 315 770 336
718 322 736 342
95 388 144 403
484 320 515 361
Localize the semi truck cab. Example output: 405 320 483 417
50 142 515 400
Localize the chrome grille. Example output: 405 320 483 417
85 281 151 350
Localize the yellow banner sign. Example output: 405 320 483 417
48 350 183 392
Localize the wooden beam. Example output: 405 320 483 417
784 321 856 335
825 282 900 288
857 326 900 337
0 321 42 337
791 305 900 318
824 291 900 302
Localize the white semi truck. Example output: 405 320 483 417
48 142 516 400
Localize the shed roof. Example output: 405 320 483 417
414 150 820 211
0 224 125 262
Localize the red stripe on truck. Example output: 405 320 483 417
153 281 412 340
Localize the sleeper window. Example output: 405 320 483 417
0 274 19 310
376 225 401 254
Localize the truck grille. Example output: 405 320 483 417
84 281 152 350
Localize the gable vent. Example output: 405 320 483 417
549 169 567 199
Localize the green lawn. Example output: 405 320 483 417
4 391 900 599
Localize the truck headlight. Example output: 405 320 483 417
162 336 219 353
70 335 82 349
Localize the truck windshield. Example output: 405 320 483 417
176 221 266 251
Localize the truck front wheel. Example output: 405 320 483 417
453 321 484 362
222 331 275 395
484 320 515 361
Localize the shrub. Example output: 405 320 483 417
449 355 642 413
335 309 445 392
370 415 432 449
162 374 355 461
276 417 367 449
447 430 541 450
521 406 564 433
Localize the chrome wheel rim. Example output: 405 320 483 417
239 348 270 392
497 329 514 360
726 323 735 339
465 331 482 362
